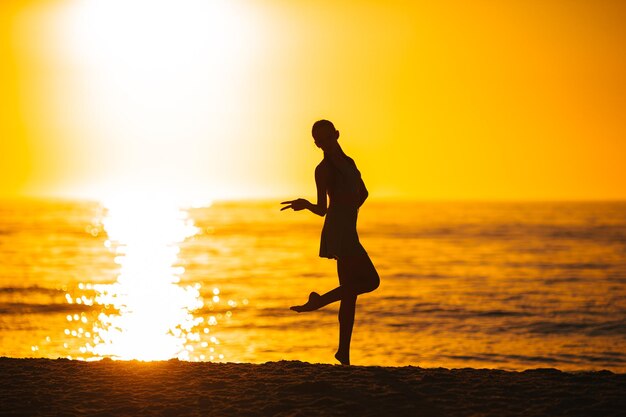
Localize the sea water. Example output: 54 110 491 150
0 199 624 371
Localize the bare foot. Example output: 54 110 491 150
335 351 350 365
290 292 322 313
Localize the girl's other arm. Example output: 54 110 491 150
308 164 328 216
358 178 368 207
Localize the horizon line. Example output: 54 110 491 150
2 193 626 206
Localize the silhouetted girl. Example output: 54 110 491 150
281 119 380 365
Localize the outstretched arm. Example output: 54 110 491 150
280 164 328 216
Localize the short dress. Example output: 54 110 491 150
318 153 367 259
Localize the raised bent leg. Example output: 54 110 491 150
290 286 345 312
338 252 379 295
291 251 379 312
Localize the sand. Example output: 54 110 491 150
0 358 624 417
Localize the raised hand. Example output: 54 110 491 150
280 199 308 211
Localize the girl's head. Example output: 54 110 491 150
312 119 339 152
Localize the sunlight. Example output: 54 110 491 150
49 0 262 201
81 198 214 361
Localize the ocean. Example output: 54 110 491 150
1 198 625 371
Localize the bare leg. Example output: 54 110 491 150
291 252 378 313
290 287 344 312
335 294 357 365
291 252 379 364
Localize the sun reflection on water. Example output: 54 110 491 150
62 200 224 361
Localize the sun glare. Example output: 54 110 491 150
62 197 223 361
89 200 200 360
49 0 262 201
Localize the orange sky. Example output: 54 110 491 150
1 0 625 202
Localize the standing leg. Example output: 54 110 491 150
335 256 358 365
335 293 357 365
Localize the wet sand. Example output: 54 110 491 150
1 358 624 416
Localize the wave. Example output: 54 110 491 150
363 224 626 243
0 302 90 315
442 351 626 367
524 320 626 337
0 286 64 295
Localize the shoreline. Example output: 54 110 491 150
1 358 624 416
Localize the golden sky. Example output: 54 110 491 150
1 0 625 202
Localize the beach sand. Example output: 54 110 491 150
1 358 624 417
